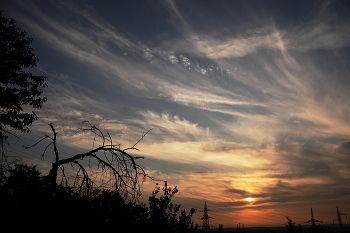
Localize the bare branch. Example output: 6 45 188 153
24 121 151 200
23 135 50 149
58 165 68 187
48 123 59 163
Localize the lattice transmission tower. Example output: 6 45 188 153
333 206 347 231
200 201 213 231
304 208 323 229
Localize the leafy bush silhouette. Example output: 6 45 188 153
0 161 196 232
148 181 197 233
285 216 302 233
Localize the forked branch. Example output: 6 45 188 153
24 122 151 200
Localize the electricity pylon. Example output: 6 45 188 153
304 208 323 229
333 206 347 231
200 201 213 231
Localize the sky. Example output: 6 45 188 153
2 0 350 228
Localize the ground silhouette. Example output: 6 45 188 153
0 161 196 232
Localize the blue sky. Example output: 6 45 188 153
2 0 350 228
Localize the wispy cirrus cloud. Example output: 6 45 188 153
162 0 350 59
189 21 350 59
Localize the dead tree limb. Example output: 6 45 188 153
24 122 152 200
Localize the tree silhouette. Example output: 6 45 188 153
0 160 147 231
286 216 302 233
0 161 197 232
0 161 41 197
25 121 150 199
148 181 197 233
0 10 47 158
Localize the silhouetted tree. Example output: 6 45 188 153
0 10 47 159
25 121 150 199
0 161 148 231
0 160 41 196
195 223 199 230
148 181 197 233
286 216 296 233
285 216 303 233
87 188 149 232
0 161 197 232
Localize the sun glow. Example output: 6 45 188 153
245 197 254 202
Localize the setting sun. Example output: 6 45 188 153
245 197 255 202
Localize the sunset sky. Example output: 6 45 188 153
2 0 350 228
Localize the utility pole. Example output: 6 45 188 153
200 201 213 231
333 206 347 231
304 208 322 232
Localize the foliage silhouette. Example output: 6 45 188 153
0 10 47 159
148 181 197 233
286 216 302 233
0 161 196 232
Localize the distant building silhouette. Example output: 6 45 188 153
219 224 223 232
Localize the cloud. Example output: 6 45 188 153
215 201 249 208
138 111 210 142
336 141 350 155
194 31 285 59
227 188 249 197
193 21 350 59
161 1 350 60
153 49 179 64
252 181 298 204
286 21 350 51
20 0 349 193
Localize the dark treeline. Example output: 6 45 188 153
0 161 196 232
